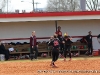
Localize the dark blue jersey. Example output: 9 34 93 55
48 38 60 49
58 35 64 43
86 35 92 43
64 36 73 45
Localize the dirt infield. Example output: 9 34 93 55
0 58 100 75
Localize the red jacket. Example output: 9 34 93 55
55 30 62 36
30 35 37 47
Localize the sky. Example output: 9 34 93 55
5 0 47 12
3 0 100 12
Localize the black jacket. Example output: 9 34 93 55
58 35 64 42
48 38 60 49
64 39 73 45
0 44 6 54
64 36 73 45
86 35 92 43
97 34 100 38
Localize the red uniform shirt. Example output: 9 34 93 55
30 35 37 47
55 30 62 36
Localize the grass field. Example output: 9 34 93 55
0 56 100 75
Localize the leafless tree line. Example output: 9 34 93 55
0 0 100 13
46 0 80 12
0 0 6 12
86 0 100 11
46 0 100 12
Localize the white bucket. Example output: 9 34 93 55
0 54 5 61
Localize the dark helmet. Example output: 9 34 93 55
58 26 61 29
88 31 92 33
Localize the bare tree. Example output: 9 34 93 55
0 0 6 12
0 0 13 13
86 0 100 11
46 0 80 12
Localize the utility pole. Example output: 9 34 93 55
7 0 8 13
34 2 40 11
56 0 58 11
80 0 86 11
59 0 60 11
21 0 40 12
32 0 34 11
